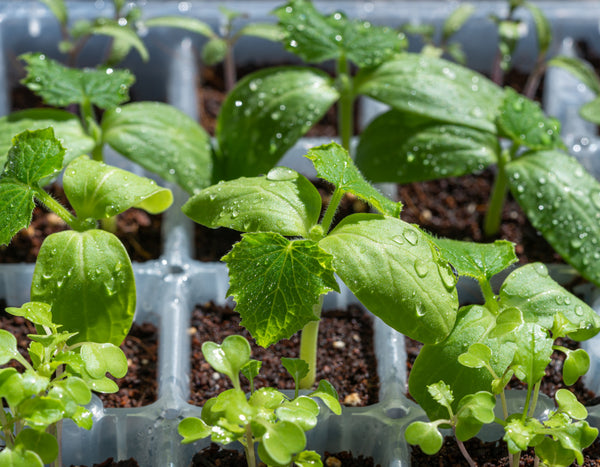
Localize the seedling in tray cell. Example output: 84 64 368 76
178 334 341 467
406 238 600 466
0 302 128 467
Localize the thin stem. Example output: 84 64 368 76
224 44 237 92
33 188 79 229
336 54 353 151
500 390 509 420
320 188 344 234
528 381 541 418
299 296 324 389
483 148 512 237
456 437 477 467
479 277 499 315
244 424 256 467
523 57 546 100
522 383 533 422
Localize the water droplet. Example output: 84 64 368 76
415 303 426 317
403 229 418 245
533 263 548 277
575 305 584 316
392 235 404 245
414 259 428 278
267 167 296 181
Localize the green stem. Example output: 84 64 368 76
33 188 79 229
299 296 324 389
528 381 541 418
479 277 499 315
511 452 520 467
244 424 256 467
320 188 344 234
336 54 353 151
0 408 14 448
522 383 533 422
483 148 512 237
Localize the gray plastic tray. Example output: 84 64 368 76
1 2 599 466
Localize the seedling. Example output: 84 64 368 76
178 334 341 467
406 239 600 466
0 301 128 467
183 142 459 388
0 128 172 345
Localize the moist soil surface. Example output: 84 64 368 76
189 301 379 407
0 184 162 263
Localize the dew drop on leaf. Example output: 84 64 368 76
533 263 548 277
414 259 428 278
403 228 418 245
392 235 404 245
266 167 296 181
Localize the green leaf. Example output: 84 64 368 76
442 4 475 41
19 396 64 428
497 88 563 150
276 396 319 431
0 109 94 168
510 322 553 385
356 54 503 133
548 56 600 95
294 450 323 467
14 429 58 464
80 342 128 379
201 38 228 66
562 349 590 386
215 67 339 180
306 142 401 217
144 16 215 38
458 343 492 369
249 387 286 411
88 21 149 62
427 381 454 412
31 229 136 345
454 391 496 441
0 447 44 467
405 421 444 455
63 156 172 219
498 263 600 339
273 0 405 67
5 302 52 328
178 417 212 444
259 420 306 466
0 329 19 365
430 238 517 281
21 53 134 109
506 151 600 289
40 0 68 25
241 360 262 388
238 23 286 42
409 305 516 420
503 416 544 454
541 417 598 465
489 307 524 338
0 179 36 246
555 389 587 420
320 214 458 344
524 1 551 55
52 376 92 405
281 357 309 387
535 436 585 467
308 380 341 415
202 335 251 384
182 169 321 238
356 110 499 184
580 96 600 125
0 369 25 406
223 233 338 347
102 102 213 194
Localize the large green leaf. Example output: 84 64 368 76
273 0 405 67
63 155 172 219
30 230 135 345
505 150 600 287
408 305 516 419
20 53 134 109
215 67 339 180
498 263 600 340
319 214 458 343
510 322 553 385
223 232 339 347
0 128 65 245
0 109 94 167
355 54 503 133
356 110 499 183
102 102 213 194
182 168 321 238
306 142 401 217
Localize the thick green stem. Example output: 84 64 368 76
336 54 353 151
483 149 512 237
34 188 79 229
320 188 344 234
528 381 541 418
299 296 324 389
244 424 256 467
479 277 499 315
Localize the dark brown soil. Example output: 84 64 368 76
191 443 379 467
0 184 162 263
71 458 140 467
189 301 379 407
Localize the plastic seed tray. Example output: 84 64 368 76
0 2 599 466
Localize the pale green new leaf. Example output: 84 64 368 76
458 343 492 369
580 96 600 125
405 421 444 455
510 322 553 385
562 349 590 386
81 343 128 379
202 335 251 384
506 151 600 289
431 238 517 281
31 230 136 345
556 389 588 420
182 169 321 238
306 142 401 217
102 102 213 194
276 396 319 431
5 302 52 328
88 21 149 62
63 156 173 219
356 54 503 133
499 263 600 339
215 67 339 180
21 53 134 109
294 450 323 467
524 1 551 55
178 417 212 444
259 420 306 467
427 381 454 412
455 391 496 441
356 110 499 184
0 329 19 365
0 109 94 168
40 0 68 25
548 56 600 95
442 4 475 41
238 23 285 42
0 447 44 467
320 214 458 344
144 16 215 38
223 233 338 347
308 380 341 415
14 429 58 464
281 357 309 387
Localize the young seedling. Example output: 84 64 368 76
183 142 459 388
178 334 341 467
0 128 172 345
0 301 128 467
406 239 600 466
